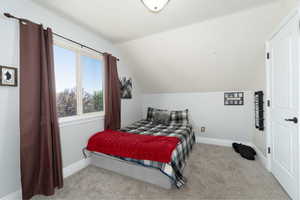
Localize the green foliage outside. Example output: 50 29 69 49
83 90 103 113
56 88 103 118
56 88 77 118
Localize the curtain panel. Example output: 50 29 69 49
19 21 63 199
104 53 121 130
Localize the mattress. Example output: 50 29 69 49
118 119 195 188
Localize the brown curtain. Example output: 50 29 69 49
20 20 63 199
104 53 121 130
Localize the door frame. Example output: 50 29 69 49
265 8 300 200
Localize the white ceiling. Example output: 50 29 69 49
33 0 276 43
117 2 283 93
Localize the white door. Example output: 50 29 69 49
268 15 299 200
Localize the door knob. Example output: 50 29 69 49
285 117 298 124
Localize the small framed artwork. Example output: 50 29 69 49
254 91 264 131
224 92 244 105
0 66 18 87
120 77 132 99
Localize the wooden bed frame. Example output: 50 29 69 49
90 152 174 189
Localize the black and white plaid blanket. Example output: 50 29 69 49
117 119 195 188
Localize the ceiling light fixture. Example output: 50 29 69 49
141 0 170 13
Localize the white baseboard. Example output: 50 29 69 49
0 158 91 200
63 158 91 178
196 136 251 147
251 144 269 170
196 136 269 170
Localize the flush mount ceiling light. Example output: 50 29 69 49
141 0 170 13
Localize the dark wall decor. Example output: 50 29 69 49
120 77 132 99
254 91 264 131
224 92 244 105
0 66 18 87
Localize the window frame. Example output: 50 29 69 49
53 36 105 124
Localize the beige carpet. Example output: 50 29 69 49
33 144 289 200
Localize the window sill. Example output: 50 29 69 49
59 113 105 128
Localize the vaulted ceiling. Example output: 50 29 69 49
33 0 276 43
116 2 283 93
32 0 285 93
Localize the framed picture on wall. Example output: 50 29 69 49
224 92 244 105
254 91 264 131
120 77 132 99
0 66 18 87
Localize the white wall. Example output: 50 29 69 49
117 2 283 93
143 91 254 143
0 0 142 198
120 1 291 159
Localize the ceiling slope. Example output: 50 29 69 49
32 0 276 43
117 3 283 93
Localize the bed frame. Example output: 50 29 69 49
89 151 174 189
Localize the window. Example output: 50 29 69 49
54 45 77 118
81 55 104 113
53 39 104 119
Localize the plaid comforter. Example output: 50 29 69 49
117 119 195 188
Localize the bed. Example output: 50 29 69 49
84 109 195 189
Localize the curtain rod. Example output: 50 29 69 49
3 13 120 61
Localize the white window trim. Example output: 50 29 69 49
59 112 105 128
53 36 105 125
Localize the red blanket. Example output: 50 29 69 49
86 130 180 163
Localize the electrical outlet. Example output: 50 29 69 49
201 127 206 133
